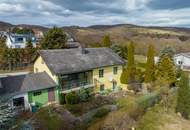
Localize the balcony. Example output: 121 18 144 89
60 71 94 93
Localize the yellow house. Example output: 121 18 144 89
34 47 125 94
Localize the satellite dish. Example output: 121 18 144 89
108 76 113 82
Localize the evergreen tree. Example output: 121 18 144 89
126 42 136 83
155 55 176 85
102 35 111 47
111 45 127 60
159 46 175 59
26 39 34 63
120 68 128 84
40 26 67 49
12 27 34 34
145 44 155 83
176 73 190 119
0 96 17 129
0 37 6 64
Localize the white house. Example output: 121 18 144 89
155 53 190 71
3 32 36 48
173 53 190 70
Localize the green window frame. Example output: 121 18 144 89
113 67 118 75
100 84 105 91
33 91 42 96
99 69 104 78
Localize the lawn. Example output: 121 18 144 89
135 55 147 71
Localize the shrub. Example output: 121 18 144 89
137 91 160 110
59 93 66 105
94 108 110 118
128 91 161 120
65 92 79 104
135 69 144 83
64 104 82 115
120 68 128 84
102 89 112 95
176 73 190 119
78 88 90 102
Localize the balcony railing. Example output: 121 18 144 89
61 79 93 91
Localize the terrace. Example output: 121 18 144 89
59 71 94 93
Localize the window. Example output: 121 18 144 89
100 84 105 91
178 61 183 65
15 37 24 42
113 67 118 75
33 91 42 96
15 45 21 48
99 69 104 78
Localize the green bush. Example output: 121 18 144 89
64 104 82 115
101 89 112 95
120 68 128 84
65 92 79 104
135 69 144 83
128 91 161 120
94 108 110 118
136 91 160 110
78 88 90 102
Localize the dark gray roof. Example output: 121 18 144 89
175 53 190 59
39 48 124 75
0 72 57 95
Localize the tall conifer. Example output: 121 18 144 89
155 55 176 85
145 44 155 83
176 73 190 119
127 42 136 83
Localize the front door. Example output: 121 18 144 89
48 88 55 102
112 81 117 90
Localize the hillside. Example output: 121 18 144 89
62 24 190 54
0 21 48 32
0 21 13 31
1 21 190 54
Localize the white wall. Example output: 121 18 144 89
5 35 36 48
174 55 190 67
154 56 159 64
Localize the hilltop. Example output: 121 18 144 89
1 21 190 54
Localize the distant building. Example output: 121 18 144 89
3 32 36 48
155 52 190 71
65 33 80 48
173 53 190 71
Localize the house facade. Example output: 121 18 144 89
173 53 190 71
34 48 124 94
0 47 124 111
4 32 36 48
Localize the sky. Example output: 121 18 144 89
0 0 190 27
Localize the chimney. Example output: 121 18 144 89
79 44 87 54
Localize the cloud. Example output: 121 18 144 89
0 0 190 27
148 0 190 10
0 3 24 13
